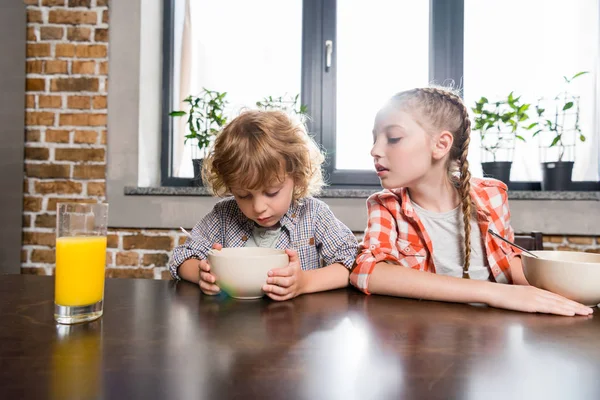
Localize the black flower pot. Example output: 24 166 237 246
192 158 204 187
541 161 574 191
481 161 512 184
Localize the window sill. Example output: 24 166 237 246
125 186 600 201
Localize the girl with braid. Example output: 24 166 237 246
350 87 592 316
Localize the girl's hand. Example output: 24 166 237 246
198 243 223 295
262 249 305 301
488 284 594 316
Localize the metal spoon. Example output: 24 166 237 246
487 229 540 259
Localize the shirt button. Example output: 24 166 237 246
291 213 296 218
370 245 376 250
242 235 248 241
405 248 410 252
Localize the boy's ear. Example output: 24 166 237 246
432 130 454 160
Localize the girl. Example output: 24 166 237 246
170 110 358 301
350 87 592 316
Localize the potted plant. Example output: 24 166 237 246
255 93 308 117
170 88 229 186
533 71 589 191
472 92 535 183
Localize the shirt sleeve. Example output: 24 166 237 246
313 202 359 270
349 195 401 294
168 203 223 280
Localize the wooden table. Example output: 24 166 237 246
1 275 599 399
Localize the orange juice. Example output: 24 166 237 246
55 236 107 307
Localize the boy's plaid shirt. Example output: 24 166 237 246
350 178 520 294
170 197 359 280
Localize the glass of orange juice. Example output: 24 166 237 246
55 203 108 324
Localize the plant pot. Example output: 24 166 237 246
192 158 204 187
541 161 574 191
481 161 512 184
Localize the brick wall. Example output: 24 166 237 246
20 1 600 280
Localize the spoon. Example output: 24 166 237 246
180 227 192 238
487 229 540 259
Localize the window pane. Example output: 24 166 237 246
464 0 599 182
172 0 302 178
335 1 430 170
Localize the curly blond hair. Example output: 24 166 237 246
202 110 325 200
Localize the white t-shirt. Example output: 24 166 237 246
412 202 491 281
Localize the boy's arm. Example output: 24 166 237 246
300 263 350 294
169 203 223 281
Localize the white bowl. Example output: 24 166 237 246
521 250 600 307
207 247 289 299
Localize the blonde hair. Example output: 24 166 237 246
202 110 325 200
390 87 473 277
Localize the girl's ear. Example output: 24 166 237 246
432 130 454 160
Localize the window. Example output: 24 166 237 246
464 0 599 182
161 0 599 187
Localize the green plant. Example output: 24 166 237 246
472 92 535 162
255 93 308 116
169 88 229 159
533 71 589 161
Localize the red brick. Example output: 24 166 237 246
72 60 96 75
26 130 41 142
73 130 97 143
39 95 62 109
115 251 139 266
92 95 106 109
97 0 108 5
23 215 32 229
27 27 37 41
46 197 96 211
23 231 56 246
106 251 114 266
21 267 49 276
87 182 105 196
40 26 64 40
27 43 51 58
24 146 50 160
100 129 107 145
68 0 91 6
44 60 68 74
67 96 91 109
25 163 71 179
106 268 154 279
73 164 105 179
107 234 118 248
98 61 108 75
75 44 107 58
42 0 66 5
142 253 169 267
34 180 83 195
55 44 76 57
23 196 43 212
45 129 70 143
178 236 187 246
94 28 108 42
27 9 43 23
34 213 57 229
102 10 108 24
67 27 91 41
48 9 97 25
55 148 105 162
26 95 35 108
26 111 55 126
26 78 45 92
161 270 173 280
31 249 56 263
123 235 173 251
51 77 99 92
59 113 106 126
566 237 594 245
24 0 39 5
545 235 564 244
26 60 43 74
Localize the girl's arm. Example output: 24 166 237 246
367 261 592 316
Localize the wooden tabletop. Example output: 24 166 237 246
1 275 599 400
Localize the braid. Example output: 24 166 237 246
414 87 473 278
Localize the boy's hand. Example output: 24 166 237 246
262 249 305 301
198 243 222 295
